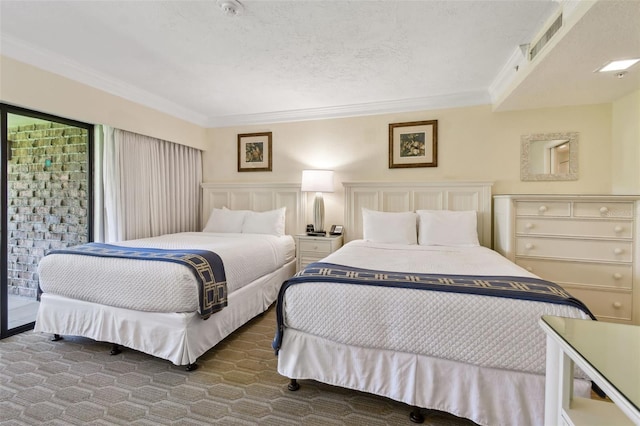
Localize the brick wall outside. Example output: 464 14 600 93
7 122 89 298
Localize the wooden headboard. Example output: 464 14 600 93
343 181 493 248
201 183 304 236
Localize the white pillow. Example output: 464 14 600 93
362 208 417 245
202 208 246 233
242 207 286 236
417 210 479 247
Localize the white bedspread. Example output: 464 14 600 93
38 232 295 314
282 240 591 375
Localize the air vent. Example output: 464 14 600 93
529 13 563 61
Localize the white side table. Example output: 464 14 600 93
540 315 640 426
294 234 343 272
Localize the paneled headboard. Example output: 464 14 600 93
201 183 304 236
343 181 493 248
201 183 305 235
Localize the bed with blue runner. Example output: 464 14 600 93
48 242 227 319
272 261 595 353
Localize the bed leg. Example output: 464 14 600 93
186 363 198 372
51 334 63 341
109 344 122 355
287 379 300 391
409 407 425 423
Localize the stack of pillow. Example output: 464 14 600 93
202 206 479 245
362 208 479 246
203 207 286 236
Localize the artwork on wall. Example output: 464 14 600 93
388 120 438 168
238 132 272 172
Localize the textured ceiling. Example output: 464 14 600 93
495 0 640 111
1 1 639 127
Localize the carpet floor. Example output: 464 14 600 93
0 305 476 425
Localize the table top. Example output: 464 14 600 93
541 315 640 414
295 233 343 239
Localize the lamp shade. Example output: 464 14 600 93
300 170 334 193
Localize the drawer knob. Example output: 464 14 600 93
525 223 534 230
600 206 609 214
612 301 622 309
538 205 547 213
614 226 623 233
613 273 623 280
525 243 534 250
613 248 623 255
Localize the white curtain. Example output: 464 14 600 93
100 126 202 242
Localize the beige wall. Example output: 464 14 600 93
611 89 640 194
205 103 613 227
0 56 207 150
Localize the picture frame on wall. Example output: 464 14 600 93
238 132 272 172
388 120 438 168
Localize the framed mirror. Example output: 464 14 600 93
521 132 578 181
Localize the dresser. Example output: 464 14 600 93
494 195 640 325
295 234 343 272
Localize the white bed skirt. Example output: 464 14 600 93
277 329 590 426
35 259 295 366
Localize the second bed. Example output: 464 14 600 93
274 182 595 426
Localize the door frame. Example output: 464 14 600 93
1 103 94 338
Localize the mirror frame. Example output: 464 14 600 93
520 132 579 181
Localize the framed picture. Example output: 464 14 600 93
388 120 438 168
238 132 272 172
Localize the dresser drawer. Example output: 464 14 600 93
296 235 343 272
515 258 633 290
299 254 325 270
298 239 333 254
516 201 570 217
562 286 632 321
516 237 633 262
573 202 634 219
515 218 633 239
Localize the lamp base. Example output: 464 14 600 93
313 192 325 234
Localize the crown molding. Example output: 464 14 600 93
2 35 491 129
1 35 209 127
206 91 491 127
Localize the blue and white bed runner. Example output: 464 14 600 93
48 242 227 319
272 262 595 353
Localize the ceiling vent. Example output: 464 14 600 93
529 13 563 61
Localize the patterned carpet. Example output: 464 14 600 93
0 305 476 425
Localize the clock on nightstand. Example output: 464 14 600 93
294 234 343 272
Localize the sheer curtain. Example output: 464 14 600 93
100 126 202 242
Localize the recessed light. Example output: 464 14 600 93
597 58 640 73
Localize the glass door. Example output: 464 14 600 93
1 104 93 338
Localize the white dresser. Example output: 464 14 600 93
494 195 640 325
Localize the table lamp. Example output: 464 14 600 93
300 170 334 235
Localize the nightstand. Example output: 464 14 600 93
295 234 343 271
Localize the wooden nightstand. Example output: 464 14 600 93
295 234 343 272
